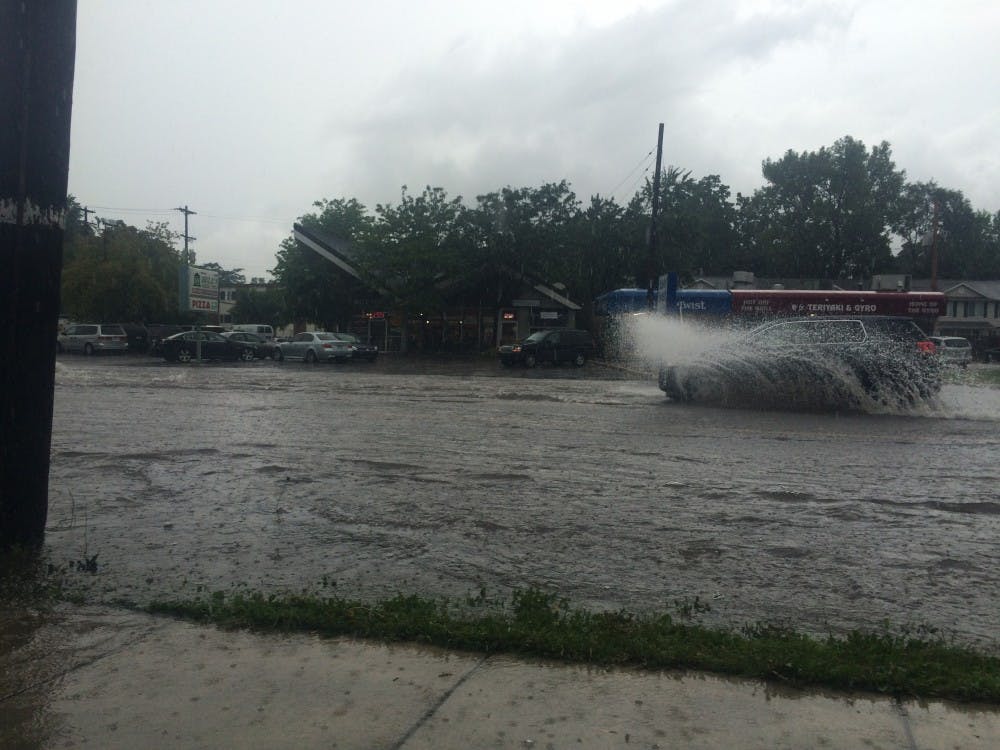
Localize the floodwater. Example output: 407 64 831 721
45 353 1000 647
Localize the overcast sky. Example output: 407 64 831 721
68 0 999 280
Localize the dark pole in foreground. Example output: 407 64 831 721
1 1 78 548
647 123 664 310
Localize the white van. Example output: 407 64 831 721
231 324 274 341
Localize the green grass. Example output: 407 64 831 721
147 588 1000 704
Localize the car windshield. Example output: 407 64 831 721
524 332 549 343
749 320 866 345
866 319 925 341
316 333 339 341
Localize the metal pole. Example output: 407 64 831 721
1 0 78 547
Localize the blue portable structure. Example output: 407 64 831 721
594 275 733 318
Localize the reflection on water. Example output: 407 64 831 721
45 359 1000 648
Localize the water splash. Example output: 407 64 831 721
620 313 1000 416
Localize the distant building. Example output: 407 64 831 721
292 223 583 352
926 280 1000 348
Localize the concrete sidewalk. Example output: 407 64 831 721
1 606 997 749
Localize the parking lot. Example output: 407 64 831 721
46 354 1000 647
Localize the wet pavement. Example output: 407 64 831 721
41 354 1000 647
2 605 998 749
3 352 999 747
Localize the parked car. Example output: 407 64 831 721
222 331 278 359
231 323 275 341
274 332 353 363
498 328 596 367
982 347 1000 363
147 323 187 356
57 323 129 354
160 331 256 363
927 336 973 367
658 316 942 408
117 323 150 353
332 332 378 362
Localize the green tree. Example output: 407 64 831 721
272 198 376 329
230 286 287 327
742 136 905 279
360 186 475 312
61 220 182 321
892 181 999 279
624 168 738 286
470 181 581 283
569 195 635 324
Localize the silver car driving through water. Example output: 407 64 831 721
659 316 942 409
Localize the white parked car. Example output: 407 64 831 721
274 332 353 363
928 336 973 367
57 323 129 354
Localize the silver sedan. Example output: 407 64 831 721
274 332 353 363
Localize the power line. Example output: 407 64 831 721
86 205 177 215
83 204 294 226
607 146 656 201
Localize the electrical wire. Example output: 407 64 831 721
606 147 655 202
82 204 295 226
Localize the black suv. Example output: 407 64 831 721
658 316 941 408
499 328 596 367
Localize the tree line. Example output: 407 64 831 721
62 136 1000 328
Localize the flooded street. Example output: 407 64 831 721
46 356 1000 647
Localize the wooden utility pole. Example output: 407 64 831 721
929 199 940 292
1 1 78 547
174 205 196 264
647 123 664 310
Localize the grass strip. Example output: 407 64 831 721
148 588 1000 704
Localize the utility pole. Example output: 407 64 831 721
646 123 664 310
174 205 196 264
1 1 78 548
929 199 940 292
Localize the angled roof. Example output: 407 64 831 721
293 223 392 297
940 280 1000 300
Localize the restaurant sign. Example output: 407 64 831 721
178 265 220 313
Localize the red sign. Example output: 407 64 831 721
731 290 945 318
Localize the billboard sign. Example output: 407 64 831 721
178 265 220 313
731 290 946 319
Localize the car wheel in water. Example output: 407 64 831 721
177 348 192 363
573 352 586 367
524 354 537 368
84 343 94 356
305 349 317 363
240 348 255 362
274 349 283 362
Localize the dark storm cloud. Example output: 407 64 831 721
328 0 851 207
